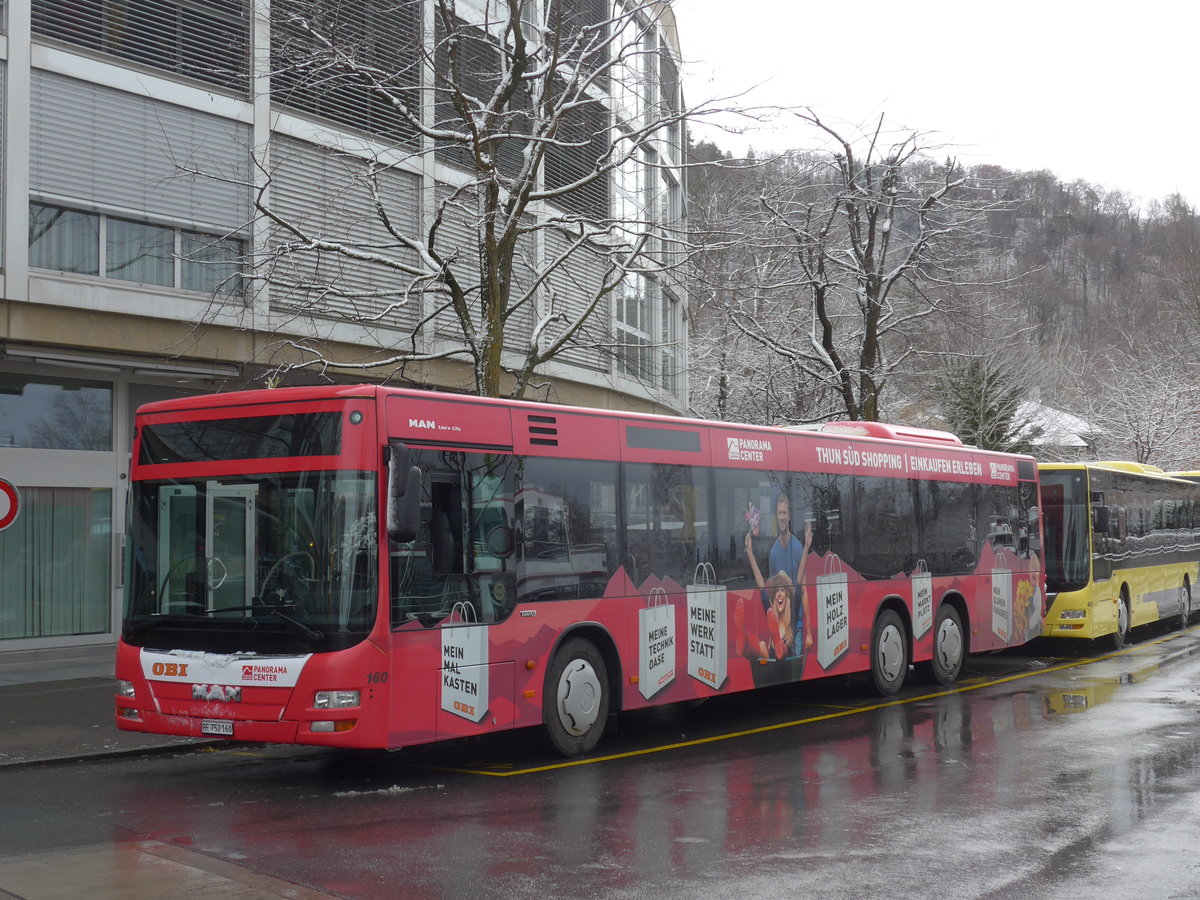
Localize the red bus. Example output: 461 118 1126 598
115 385 1044 756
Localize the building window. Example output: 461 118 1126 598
30 203 244 298
181 231 243 295
0 486 112 640
272 0 421 148
0 373 113 451
661 287 680 393
543 90 610 219
616 273 653 380
29 206 100 275
31 0 251 93
107 217 174 286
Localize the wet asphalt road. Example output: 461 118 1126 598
4 624 1200 899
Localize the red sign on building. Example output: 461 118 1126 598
0 479 19 531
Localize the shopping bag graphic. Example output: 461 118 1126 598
991 570 1012 642
687 563 727 689
441 602 489 722
912 559 933 639
638 587 676 699
816 554 850 670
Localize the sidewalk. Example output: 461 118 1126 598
0 660 342 899
0 657 201 767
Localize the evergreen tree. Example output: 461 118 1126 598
940 358 1041 453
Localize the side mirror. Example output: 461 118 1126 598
485 525 515 558
385 440 422 543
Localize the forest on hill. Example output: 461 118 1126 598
685 122 1200 468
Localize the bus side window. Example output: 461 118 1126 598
515 458 617 603
917 480 977 575
623 463 707 588
853 475 918 578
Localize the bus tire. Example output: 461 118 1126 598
1109 591 1130 650
543 637 609 757
1178 580 1191 630
918 604 964 686
870 609 908 696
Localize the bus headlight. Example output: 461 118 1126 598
313 690 360 709
1060 610 1087 619
116 679 136 697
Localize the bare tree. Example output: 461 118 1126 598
1157 194 1200 336
1076 337 1200 468
691 113 1010 423
198 0 720 399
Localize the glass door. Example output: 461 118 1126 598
158 485 198 613
205 483 258 614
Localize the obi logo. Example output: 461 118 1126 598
453 700 476 717
151 662 189 678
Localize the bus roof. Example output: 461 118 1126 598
135 384 1035 474
814 421 963 447
1040 460 1189 482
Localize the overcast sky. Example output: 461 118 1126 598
675 0 1198 209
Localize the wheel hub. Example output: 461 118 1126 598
935 617 962 668
877 625 904 682
557 659 601 735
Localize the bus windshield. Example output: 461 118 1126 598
1040 469 1090 594
123 470 377 654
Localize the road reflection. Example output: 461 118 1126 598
103 629 1200 898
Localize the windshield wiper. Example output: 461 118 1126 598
205 605 325 642
125 614 193 639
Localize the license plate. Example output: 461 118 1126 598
201 719 234 737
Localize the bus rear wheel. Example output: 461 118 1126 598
543 637 609 757
918 604 964 686
870 609 908 696
1178 581 1191 630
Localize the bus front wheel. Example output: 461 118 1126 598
543 637 609 757
870 609 909 696
1109 592 1130 650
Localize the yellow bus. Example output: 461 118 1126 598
1040 462 1200 649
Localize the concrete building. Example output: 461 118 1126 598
0 0 687 670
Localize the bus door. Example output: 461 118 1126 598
205 482 257 613
389 462 466 623
158 485 198 613
156 482 257 614
391 449 519 624
388 446 518 735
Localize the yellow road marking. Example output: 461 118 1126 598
427 629 1191 778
